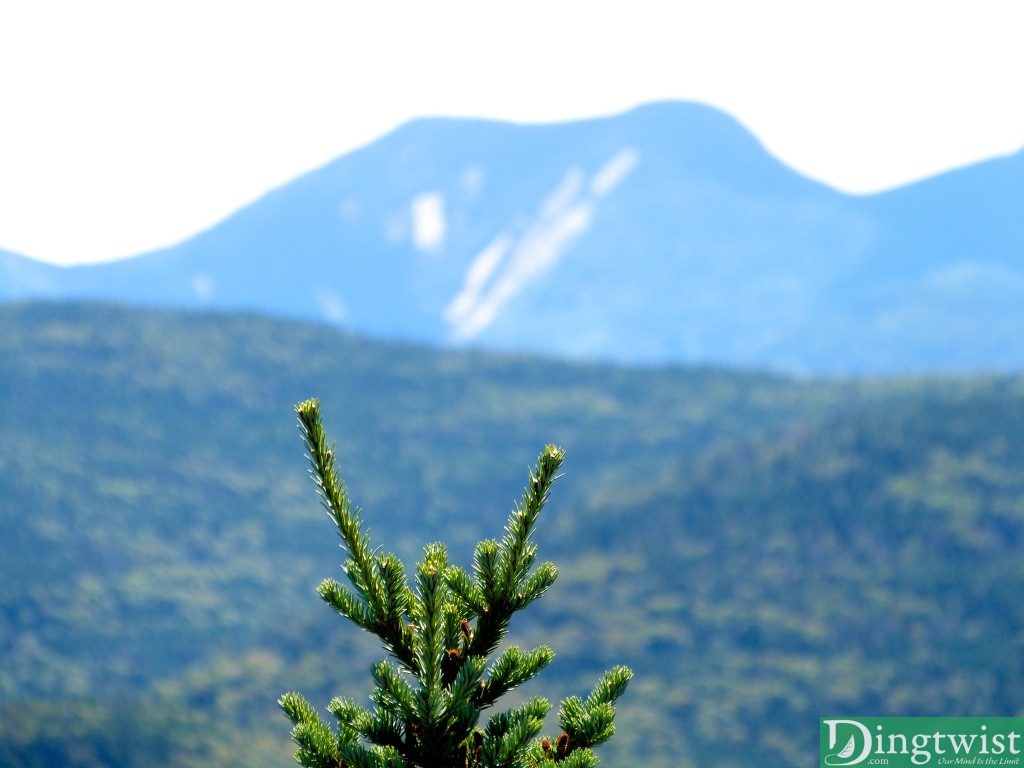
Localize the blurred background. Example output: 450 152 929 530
2 3 1024 766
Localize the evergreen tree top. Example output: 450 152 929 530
280 398 631 768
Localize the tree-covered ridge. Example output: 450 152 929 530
552 379 1024 764
2 302 1023 767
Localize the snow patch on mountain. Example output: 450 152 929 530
338 196 361 221
444 148 638 340
591 148 638 196
411 192 446 251
316 289 348 322
443 234 511 329
191 273 214 300
461 165 485 197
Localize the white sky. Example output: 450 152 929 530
1 1 1022 266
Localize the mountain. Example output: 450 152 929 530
0 247 62 292
5 302 1024 767
3 101 1024 373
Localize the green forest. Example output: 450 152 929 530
3 301 1024 767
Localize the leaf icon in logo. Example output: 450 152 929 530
837 735 856 758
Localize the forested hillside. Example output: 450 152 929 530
2 302 1023 767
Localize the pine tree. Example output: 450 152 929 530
280 398 632 768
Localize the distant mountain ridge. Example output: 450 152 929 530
3 101 1023 374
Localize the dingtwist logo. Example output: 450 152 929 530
823 720 872 766
820 717 1024 767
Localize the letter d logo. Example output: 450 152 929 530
823 719 872 766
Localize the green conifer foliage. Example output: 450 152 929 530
280 398 632 768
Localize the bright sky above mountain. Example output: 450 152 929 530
1 1 1022 266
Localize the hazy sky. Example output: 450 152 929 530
2 1 1022 266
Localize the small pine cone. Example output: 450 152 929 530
556 732 570 757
